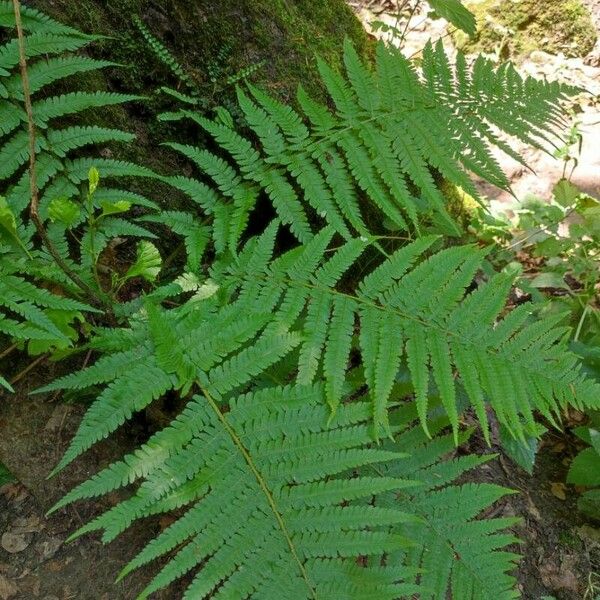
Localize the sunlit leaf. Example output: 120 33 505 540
125 240 162 282
48 197 81 227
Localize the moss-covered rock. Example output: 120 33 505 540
30 0 369 103
25 0 370 195
456 0 597 59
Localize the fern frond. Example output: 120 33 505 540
52 383 419 599
32 92 142 126
0 1 80 34
47 126 135 157
374 414 521 599
163 40 576 244
0 32 95 71
223 225 600 441
4 56 117 98
133 15 195 90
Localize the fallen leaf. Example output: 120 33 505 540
577 525 600 544
36 537 62 560
0 575 17 600
12 515 41 534
44 405 71 432
525 494 542 521
1 532 30 554
539 558 580 593
550 482 567 500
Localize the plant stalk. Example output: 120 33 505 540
12 0 110 312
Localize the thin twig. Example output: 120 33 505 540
10 353 47 385
0 344 17 361
12 0 109 312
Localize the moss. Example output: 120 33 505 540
456 0 597 59
30 0 369 103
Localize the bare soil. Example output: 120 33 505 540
0 358 190 599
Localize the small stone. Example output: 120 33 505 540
1 532 30 554
0 575 17 600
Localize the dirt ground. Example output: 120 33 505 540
0 358 192 599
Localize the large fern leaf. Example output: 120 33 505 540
164 40 577 247
48 381 423 599
217 224 600 442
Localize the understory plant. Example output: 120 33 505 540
567 412 600 520
2 0 600 598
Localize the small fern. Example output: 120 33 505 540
133 16 196 91
133 14 263 113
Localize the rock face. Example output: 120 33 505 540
457 0 597 59
31 0 369 102
24 0 370 190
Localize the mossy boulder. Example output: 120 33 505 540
30 0 369 103
456 0 597 59
25 0 370 188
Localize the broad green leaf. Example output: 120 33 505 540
125 240 162 283
529 272 568 290
99 199 132 217
552 179 580 208
427 0 477 36
578 489 600 520
567 447 600 487
48 197 81 227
